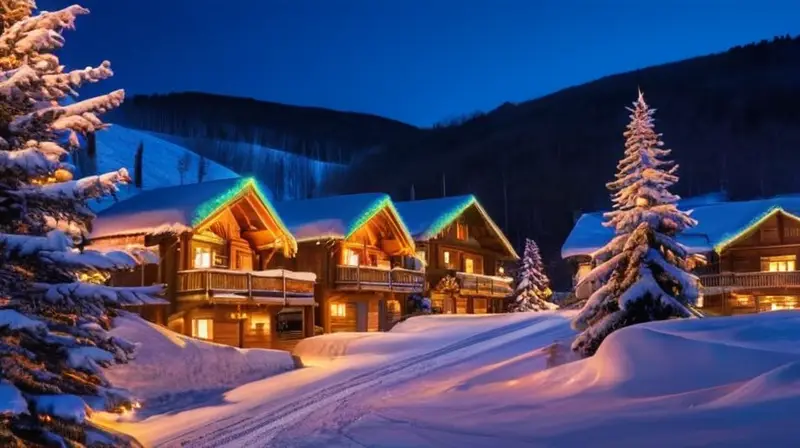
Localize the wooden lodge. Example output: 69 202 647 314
90 178 317 351
270 193 423 333
562 194 800 315
395 195 518 314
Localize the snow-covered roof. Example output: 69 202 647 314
395 195 519 259
562 194 800 258
91 178 294 252
273 193 414 247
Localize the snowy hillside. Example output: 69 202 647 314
86 124 240 211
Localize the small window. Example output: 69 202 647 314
343 248 360 266
464 258 474 274
194 247 212 268
444 251 450 265
761 255 796 272
330 303 347 317
456 222 467 240
192 319 213 340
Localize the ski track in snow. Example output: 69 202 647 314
161 316 561 448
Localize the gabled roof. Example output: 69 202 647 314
91 178 296 252
394 195 519 259
561 194 800 258
273 193 415 246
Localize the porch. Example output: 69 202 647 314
455 271 513 298
176 268 315 304
334 265 425 292
700 271 800 292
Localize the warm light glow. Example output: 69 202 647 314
498 266 505 275
229 312 248 320
330 303 347 317
464 258 474 274
192 319 213 339
194 247 212 268
444 251 451 265
762 255 796 272
343 248 360 266
715 207 800 253
635 197 649 207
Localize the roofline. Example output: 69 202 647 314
714 206 800 253
344 195 416 254
404 195 518 259
192 177 298 256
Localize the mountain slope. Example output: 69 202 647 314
330 35 800 287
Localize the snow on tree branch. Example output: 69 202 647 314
20 168 130 201
32 282 166 307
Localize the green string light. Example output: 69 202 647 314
345 195 415 251
713 206 800 253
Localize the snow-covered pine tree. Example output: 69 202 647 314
0 3 162 446
571 90 701 357
508 238 557 312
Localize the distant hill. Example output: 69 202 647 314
106 92 422 165
327 35 800 287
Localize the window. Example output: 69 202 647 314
416 250 426 264
456 221 467 240
330 303 347 317
194 247 212 268
761 255 796 272
464 258 474 274
191 319 213 340
443 251 450 265
760 296 800 312
343 248 360 266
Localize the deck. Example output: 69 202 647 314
455 272 513 298
700 271 800 293
177 268 315 304
334 265 425 292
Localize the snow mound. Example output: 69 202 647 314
106 314 294 412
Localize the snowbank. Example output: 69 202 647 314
105 314 294 414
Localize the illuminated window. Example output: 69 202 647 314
343 248 360 266
191 319 213 339
761 255 796 272
456 222 467 240
416 250 426 264
760 296 799 312
464 258 474 274
444 251 451 265
330 303 347 317
194 247 212 268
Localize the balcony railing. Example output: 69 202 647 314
335 265 425 292
700 271 800 290
456 272 513 298
177 268 315 303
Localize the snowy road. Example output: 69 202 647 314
162 315 565 448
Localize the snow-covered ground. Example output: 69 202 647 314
98 311 800 447
89 124 239 211
103 315 294 416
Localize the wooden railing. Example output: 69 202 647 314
456 272 513 297
177 268 315 298
700 271 800 290
335 265 424 291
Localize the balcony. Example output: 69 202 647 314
456 272 513 298
177 268 316 305
700 271 800 292
335 265 425 292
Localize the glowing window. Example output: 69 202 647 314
444 251 451 265
456 222 467 240
464 258 474 274
343 248 360 266
194 247 212 268
761 255 796 272
192 319 213 340
330 303 347 317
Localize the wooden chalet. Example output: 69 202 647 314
90 177 317 351
395 195 518 314
270 193 422 333
562 194 800 315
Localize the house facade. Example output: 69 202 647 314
90 178 317 351
270 193 424 333
395 195 518 314
561 194 800 315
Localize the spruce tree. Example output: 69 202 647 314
0 3 161 446
508 238 557 312
571 91 701 357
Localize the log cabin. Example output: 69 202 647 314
269 193 422 333
394 195 518 314
89 177 318 351
561 194 800 315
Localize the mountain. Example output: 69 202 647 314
106 92 422 165
327 35 800 288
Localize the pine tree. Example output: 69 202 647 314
571 91 702 357
134 141 143 189
197 154 208 183
508 238 558 312
0 4 162 446
176 152 191 185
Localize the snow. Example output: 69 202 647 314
274 192 395 241
103 315 294 415
68 346 115 371
91 311 800 446
34 394 88 423
90 177 270 240
562 194 800 258
87 124 239 211
0 309 45 331
0 381 27 416
395 195 518 258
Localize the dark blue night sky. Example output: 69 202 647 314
42 0 800 126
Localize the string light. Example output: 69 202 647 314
713 206 800 253
344 195 415 252
192 178 298 255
